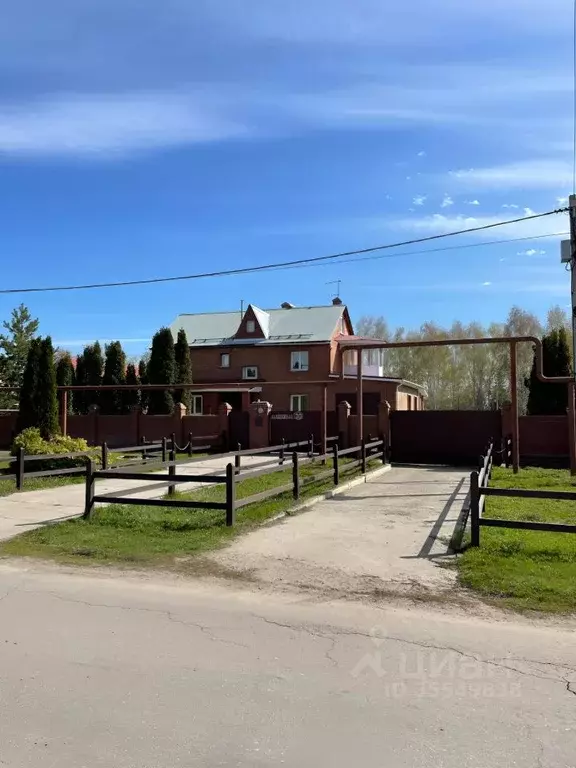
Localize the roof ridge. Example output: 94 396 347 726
175 304 343 318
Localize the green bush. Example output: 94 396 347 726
11 428 96 471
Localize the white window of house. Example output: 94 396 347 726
290 350 309 372
190 395 203 415
246 320 255 333
220 353 230 368
290 394 309 412
242 366 259 380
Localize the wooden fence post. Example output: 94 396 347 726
225 462 236 526
168 449 176 496
308 433 314 458
361 437 366 474
292 451 300 500
470 470 480 547
170 432 176 454
279 438 285 466
188 432 193 457
380 434 387 465
161 437 167 463
101 442 109 470
83 459 95 519
235 443 242 475
16 446 24 491
333 443 339 486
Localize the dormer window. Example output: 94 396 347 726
246 320 255 333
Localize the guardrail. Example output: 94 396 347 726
470 440 576 546
83 436 388 527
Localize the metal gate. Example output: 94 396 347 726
390 410 502 466
228 410 250 450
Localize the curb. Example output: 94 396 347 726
261 464 392 526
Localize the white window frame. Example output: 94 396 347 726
242 365 259 380
220 352 230 368
290 394 309 412
290 350 309 372
246 320 255 333
190 395 203 415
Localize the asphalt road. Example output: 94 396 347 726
1 561 575 767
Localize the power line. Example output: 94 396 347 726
270 231 569 273
0 208 567 295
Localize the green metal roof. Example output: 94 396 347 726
169 304 346 347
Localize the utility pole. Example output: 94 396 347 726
568 196 576 473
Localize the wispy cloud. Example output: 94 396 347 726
0 92 248 156
441 195 454 208
412 195 427 206
417 150 426 157
396 211 567 240
517 248 547 256
449 160 572 190
502 204 520 209
465 199 480 206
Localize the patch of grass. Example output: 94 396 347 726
458 466 576 613
0 458 379 568
0 474 85 498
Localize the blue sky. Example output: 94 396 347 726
0 0 573 354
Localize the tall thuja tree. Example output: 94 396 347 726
147 328 175 414
526 328 572 415
101 341 127 414
73 353 86 414
0 304 39 408
138 357 149 412
36 336 59 439
82 342 103 411
124 363 140 412
174 328 192 411
16 338 42 432
56 352 75 414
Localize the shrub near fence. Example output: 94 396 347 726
83 436 387 526
470 443 576 546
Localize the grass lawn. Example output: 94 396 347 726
458 466 576 613
0 457 377 569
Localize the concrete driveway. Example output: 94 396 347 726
0 453 276 542
0 561 575 767
211 466 470 600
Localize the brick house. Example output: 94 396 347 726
169 300 425 415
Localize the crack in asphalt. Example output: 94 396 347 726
33 590 250 651
253 615 576 697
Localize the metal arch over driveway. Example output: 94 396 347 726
338 335 576 474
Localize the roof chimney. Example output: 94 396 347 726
281 302 295 309
332 296 343 306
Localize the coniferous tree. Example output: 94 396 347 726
36 336 59 439
526 328 572 415
147 328 175 414
101 341 127 414
124 363 140 412
56 353 75 414
16 337 42 432
138 357 149 412
82 341 103 411
0 304 39 408
174 328 193 412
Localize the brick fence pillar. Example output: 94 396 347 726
337 400 351 448
249 400 272 450
218 402 232 448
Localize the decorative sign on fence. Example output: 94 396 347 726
270 412 304 421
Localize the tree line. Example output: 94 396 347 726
356 305 573 415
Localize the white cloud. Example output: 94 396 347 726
417 150 426 157
482 281 492 286
517 248 547 256
557 196 569 204
0 92 248 156
396 211 567 240
450 160 572 190
502 204 519 209
441 195 454 208
465 199 480 206
412 195 427 206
